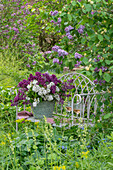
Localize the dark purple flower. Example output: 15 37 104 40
94 79 98 84
50 85 56 94
94 67 99 72
35 72 41 77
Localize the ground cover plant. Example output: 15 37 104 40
0 0 113 169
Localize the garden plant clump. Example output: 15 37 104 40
0 0 113 169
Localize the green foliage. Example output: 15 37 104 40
0 0 113 168
0 49 30 87
0 119 113 169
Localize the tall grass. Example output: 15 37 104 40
0 118 113 169
0 46 30 87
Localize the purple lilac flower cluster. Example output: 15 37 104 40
50 10 58 16
1 0 37 63
75 52 83 59
52 45 68 57
44 51 52 54
53 58 59 64
94 55 100 62
58 49 68 57
59 79 75 104
1 2 30 39
11 89 27 106
94 66 107 72
51 17 61 25
94 79 106 85
74 53 82 68
52 45 60 52
74 61 82 68
91 11 96 15
77 25 85 34
32 61 36 65
110 96 113 104
65 25 74 39
11 72 75 106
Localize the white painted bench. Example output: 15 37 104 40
16 72 105 130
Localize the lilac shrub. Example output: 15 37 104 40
1 0 42 71
77 25 85 34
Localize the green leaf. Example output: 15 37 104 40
90 67 94 71
67 0 71 4
33 145 37 149
109 66 113 70
72 1 76 6
48 153 57 160
103 73 111 82
92 45 97 51
107 162 113 166
75 24 80 29
60 12 66 16
104 35 110 40
104 113 111 119
84 4 92 12
98 34 103 41
99 69 102 76
86 71 91 76
105 60 111 65
82 57 88 64
81 38 86 44
68 14 72 21
69 61 73 69
110 44 113 49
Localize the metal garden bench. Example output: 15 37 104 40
16 72 104 130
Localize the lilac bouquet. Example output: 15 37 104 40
11 72 75 107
